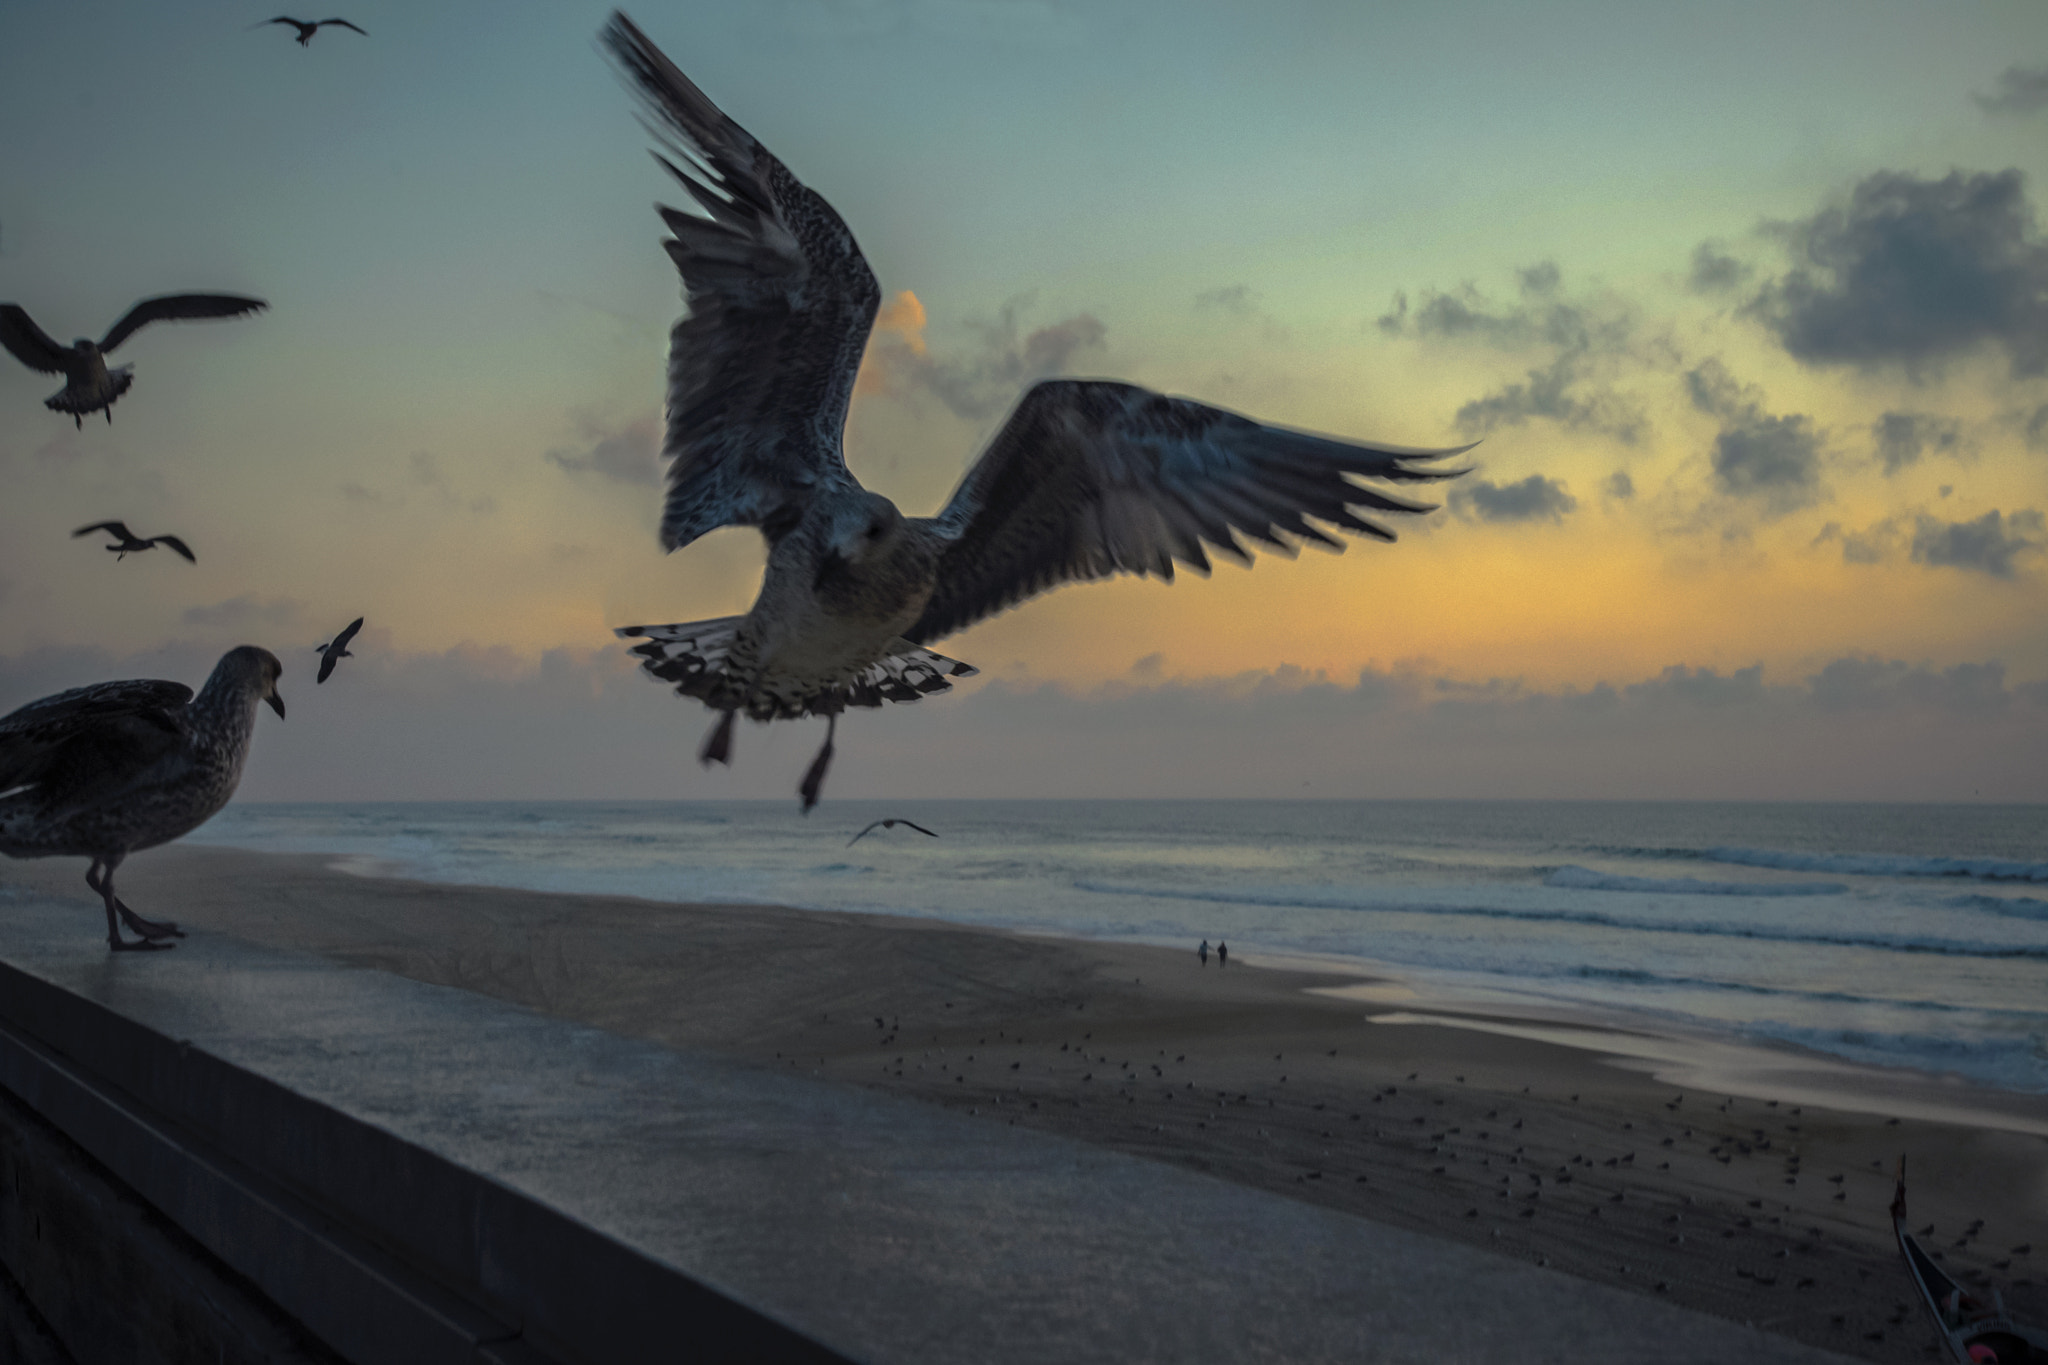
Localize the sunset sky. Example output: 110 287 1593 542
1 0 2044 802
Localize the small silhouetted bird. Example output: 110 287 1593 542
72 522 195 563
315 617 363 683
258 16 367 45
1 295 267 427
847 818 938 847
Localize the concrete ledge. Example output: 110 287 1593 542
0 951 846 1365
0 891 1863 1364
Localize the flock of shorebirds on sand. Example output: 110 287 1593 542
1 13 1467 950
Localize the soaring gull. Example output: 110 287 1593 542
847 817 938 847
0 647 285 950
0 294 267 427
73 521 196 563
602 14 1469 810
315 616 364 683
257 16 367 45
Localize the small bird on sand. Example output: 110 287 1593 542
257 16 367 45
315 617 363 683
0 647 285 950
72 521 196 563
847 817 938 847
602 14 1470 812
0 295 268 427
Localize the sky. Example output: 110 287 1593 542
1 0 2045 802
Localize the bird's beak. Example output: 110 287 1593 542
267 691 286 720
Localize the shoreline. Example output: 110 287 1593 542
6 844 2046 1363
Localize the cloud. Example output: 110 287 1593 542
1684 359 1825 510
1871 411 1963 474
1745 168 2048 378
2 644 2039 801
1686 242 1753 294
859 289 1107 420
1449 474 1577 524
1602 471 1634 500
1909 508 2045 578
1623 663 1765 708
1974 65 2048 116
1813 516 1903 566
1194 284 1256 314
2026 403 2048 451
1808 655 2012 714
1379 265 1649 443
1193 284 1288 342
181 595 305 631
545 413 662 487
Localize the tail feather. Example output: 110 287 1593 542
617 618 977 715
841 640 979 708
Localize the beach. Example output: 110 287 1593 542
6 843 2044 1363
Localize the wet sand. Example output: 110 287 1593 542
8 844 2045 1363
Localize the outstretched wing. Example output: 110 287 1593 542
319 19 367 34
332 616 364 650
0 680 191 797
73 521 133 540
601 13 877 551
906 380 1470 645
0 305 71 374
98 294 268 354
153 535 197 563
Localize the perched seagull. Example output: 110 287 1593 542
0 647 285 951
0 295 268 427
847 817 938 847
603 14 1470 811
256 16 367 45
314 617 363 683
72 521 196 563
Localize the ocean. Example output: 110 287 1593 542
185 799 2048 1095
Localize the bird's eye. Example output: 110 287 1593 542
865 523 884 540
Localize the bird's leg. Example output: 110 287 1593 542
72 412 81 430
88 858 172 951
798 712 838 814
699 709 737 767
115 896 184 941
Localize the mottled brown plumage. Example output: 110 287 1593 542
0 647 285 949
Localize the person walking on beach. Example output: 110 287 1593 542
1217 942 1228 968
1199 939 1210 967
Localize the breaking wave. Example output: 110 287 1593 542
1545 865 1846 896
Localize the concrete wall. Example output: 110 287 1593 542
0 1083 338 1364
0 957 849 1365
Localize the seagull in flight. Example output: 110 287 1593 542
847 818 938 847
603 13 1470 812
257 16 367 45
315 617 364 683
0 295 267 427
72 522 196 563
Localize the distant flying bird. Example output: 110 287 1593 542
0 295 268 427
0 647 285 950
257 16 367 45
603 14 1469 812
315 617 363 683
72 521 196 563
846 818 938 847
